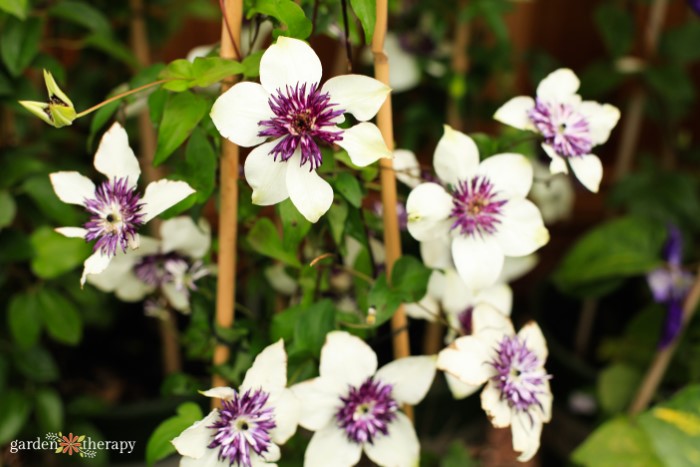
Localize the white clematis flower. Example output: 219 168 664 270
292 331 436 467
437 305 552 462
49 123 195 286
172 340 301 467
494 68 620 192
211 36 392 223
87 216 211 313
406 125 549 290
528 160 575 225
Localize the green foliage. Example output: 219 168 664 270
660 22 700 64
153 91 210 165
573 417 663 467
441 441 479 467
278 199 312 250
593 3 634 58
8 291 41 349
369 255 431 327
34 387 64 432
1 16 42 77
160 57 245 92
0 190 17 228
37 287 83 345
349 0 376 44
145 402 203 466
0 390 31 444
598 363 643 414
333 172 364 208
248 0 312 39
29 227 91 279
183 127 217 203
48 1 112 35
0 0 28 19
248 217 302 267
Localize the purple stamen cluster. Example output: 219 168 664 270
133 253 188 287
490 336 550 413
258 83 345 171
336 377 398 444
529 99 593 157
450 176 507 237
84 177 144 257
208 389 277 467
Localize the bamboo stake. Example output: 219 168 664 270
372 0 413 420
629 267 700 414
129 0 182 375
212 0 243 392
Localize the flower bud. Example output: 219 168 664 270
19 70 76 128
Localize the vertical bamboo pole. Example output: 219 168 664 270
129 0 182 374
372 0 413 420
212 0 243 391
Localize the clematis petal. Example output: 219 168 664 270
475 283 513 316
200 387 236 400
49 172 96 206
511 410 543 462
55 227 88 238
499 254 538 283
140 180 195 223
579 101 621 146
364 412 420 467
452 236 504 290
437 336 492 386
286 152 334 223
420 237 453 269
494 199 549 257
81 251 113 287
375 355 436 405
304 425 362 467
543 144 569 174
517 321 548 362
392 149 422 188
404 294 439 321
335 122 392 167
477 153 533 199
211 81 273 147
241 340 288 394
569 154 603 192
321 75 390 121
494 96 536 130
259 37 322 94
245 140 291 206
536 68 580 103
160 217 211 258
291 377 342 431
172 409 219 459
441 269 475 316
93 123 141 188
162 282 190 312
180 448 224 467
115 274 153 302
445 373 482 399
320 331 377 389
269 388 300 445
471 304 515 343
86 251 137 293
433 125 480 186
406 183 453 242
481 380 513 428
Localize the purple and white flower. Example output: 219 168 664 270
211 37 391 223
49 123 194 286
292 331 436 467
437 305 552 462
87 216 211 313
406 125 549 290
172 340 300 467
647 226 695 347
494 68 620 192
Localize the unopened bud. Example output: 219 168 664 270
19 70 76 128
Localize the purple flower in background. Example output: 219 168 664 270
688 0 700 15
647 226 695 347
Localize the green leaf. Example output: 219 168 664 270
572 417 663 467
37 288 83 345
191 57 244 87
0 190 16 228
327 200 348 249
153 91 209 165
441 441 478 467
593 3 634 58
83 34 138 68
0 230 33 263
0 390 31 444
248 0 312 39
278 199 311 250
271 305 304 342
552 216 666 297
660 22 700 64
639 385 700 467
368 274 404 327
7 292 42 350
294 299 336 355
35 388 64 433
0 0 28 20
242 50 263 78
598 363 643 414
48 1 111 35
247 217 301 267
30 227 91 279
14 346 59 382
22 175 82 225
148 88 168 125
391 255 431 302
184 127 217 202
146 402 203 466
334 172 364 208
349 0 376 44
1 16 42 77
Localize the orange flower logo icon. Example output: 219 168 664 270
57 433 84 455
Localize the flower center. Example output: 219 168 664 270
490 336 550 413
83 177 144 257
450 176 507 237
258 83 345 171
208 389 277 467
133 252 188 287
336 377 398 444
528 99 592 157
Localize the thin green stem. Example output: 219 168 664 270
75 79 168 119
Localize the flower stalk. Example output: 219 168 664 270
212 0 243 393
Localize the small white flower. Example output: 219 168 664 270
172 340 301 467
87 216 211 312
211 36 392 223
49 123 195 286
292 331 436 467
438 305 552 462
494 68 620 192
392 149 422 188
406 125 549 290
